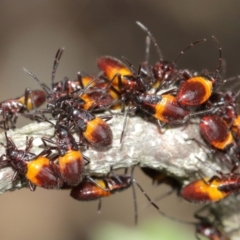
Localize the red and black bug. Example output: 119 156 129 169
0 111 63 191
63 105 113 148
134 93 190 125
176 36 222 107
176 207 229 240
22 50 113 148
23 70 113 148
180 157 240 203
0 88 46 129
133 92 211 128
195 220 230 240
207 89 240 140
199 115 234 151
97 55 149 112
193 205 230 240
79 77 121 111
23 48 74 109
70 166 159 224
140 167 231 239
50 48 120 111
22 49 81 113
189 206 230 240
97 56 135 92
41 120 89 186
52 71 119 112
187 89 240 164
136 21 206 92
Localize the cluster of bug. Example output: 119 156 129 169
0 21 239 239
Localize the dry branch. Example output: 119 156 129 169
0 115 239 239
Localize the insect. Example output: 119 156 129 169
136 21 206 92
0 88 46 129
133 92 211 128
22 48 115 148
97 56 135 91
23 48 99 113
133 92 189 125
193 205 230 240
41 120 89 186
64 106 113 148
195 220 230 240
0 110 63 191
188 90 240 163
176 36 222 107
44 99 113 148
79 77 121 111
190 206 230 240
199 115 234 151
207 89 240 140
70 166 159 224
53 71 119 111
180 157 239 203
52 71 93 95
23 68 113 148
97 56 149 112
23 56 68 115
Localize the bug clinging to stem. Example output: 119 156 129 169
136 21 206 92
22 48 114 148
70 166 161 225
0 88 46 129
176 35 223 107
40 118 89 186
0 107 63 191
180 157 240 203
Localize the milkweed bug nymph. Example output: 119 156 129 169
181 157 240 203
70 166 159 224
0 88 46 129
136 21 206 92
200 115 234 151
41 120 89 186
0 109 63 191
66 107 113 148
176 36 222 107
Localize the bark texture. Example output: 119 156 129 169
0 116 238 239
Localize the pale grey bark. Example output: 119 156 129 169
0 115 238 239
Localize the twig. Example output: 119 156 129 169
0 115 209 192
0 115 239 239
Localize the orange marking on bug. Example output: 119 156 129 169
177 76 212 106
80 95 95 110
81 76 95 87
17 96 32 110
26 157 55 187
97 56 133 86
211 133 233 150
154 94 189 123
58 150 84 186
71 180 111 201
58 150 83 166
200 115 234 150
89 180 111 197
154 95 174 122
181 178 230 203
83 118 112 147
17 90 46 110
